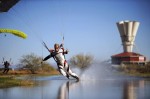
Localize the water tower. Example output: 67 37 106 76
111 20 146 65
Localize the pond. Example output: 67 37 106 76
0 64 150 99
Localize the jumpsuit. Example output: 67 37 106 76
43 48 79 80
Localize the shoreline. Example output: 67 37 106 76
0 69 59 88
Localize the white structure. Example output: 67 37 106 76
111 20 146 65
116 21 140 52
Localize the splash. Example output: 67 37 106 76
72 62 116 81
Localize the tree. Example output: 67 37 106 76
19 53 42 74
70 53 94 73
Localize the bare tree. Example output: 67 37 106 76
70 53 94 73
19 53 42 74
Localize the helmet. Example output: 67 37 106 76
54 43 59 48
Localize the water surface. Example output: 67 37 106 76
0 75 150 99
1 64 150 99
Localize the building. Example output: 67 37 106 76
111 20 146 65
111 52 146 65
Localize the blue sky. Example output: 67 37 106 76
0 0 150 64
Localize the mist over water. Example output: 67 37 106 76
69 63 150 99
73 62 115 81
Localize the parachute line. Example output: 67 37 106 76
42 41 50 52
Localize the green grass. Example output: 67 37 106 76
124 72 150 77
0 70 60 88
0 75 34 88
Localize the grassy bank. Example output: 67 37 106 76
0 69 59 75
0 75 34 88
0 69 59 88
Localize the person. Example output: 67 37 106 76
3 61 10 74
42 43 79 81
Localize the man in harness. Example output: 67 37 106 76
3 61 10 74
42 43 79 81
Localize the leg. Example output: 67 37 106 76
64 62 79 80
58 65 69 79
6 68 9 74
3 68 6 74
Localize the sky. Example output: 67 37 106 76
0 0 150 64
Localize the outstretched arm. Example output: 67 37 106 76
43 54 52 61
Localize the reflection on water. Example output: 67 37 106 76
0 76 80 99
0 76 150 99
57 81 79 99
123 80 147 99
57 81 69 99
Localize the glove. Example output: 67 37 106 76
60 44 64 48
66 49 69 53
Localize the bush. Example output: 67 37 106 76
118 63 150 74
